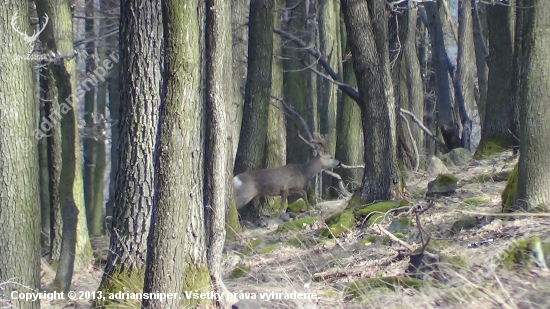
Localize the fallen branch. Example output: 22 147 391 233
323 170 352 197
378 225 415 252
312 258 393 282
400 108 450 153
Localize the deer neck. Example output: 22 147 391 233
300 156 324 180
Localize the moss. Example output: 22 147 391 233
264 196 283 213
230 265 251 279
276 217 318 233
322 210 355 238
359 236 377 246
344 277 423 301
286 234 322 248
226 200 242 241
286 198 307 213
463 196 489 206
345 194 365 211
181 263 211 307
382 236 391 245
356 201 400 226
258 244 277 254
448 217 477 236
501 163 518 213
467 170 511 183
424 240 451 252
241 239 263 255
93 266 146 308
435 173 458 185
501 237 547 270
398 217 411 225
473 136 509 159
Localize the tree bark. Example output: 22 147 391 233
234 0 274 219
0 3 41 308
476 1 517 158
425 1 461 150
143 0 210 307
515 0 550 211
98 0 162 301
472 0 488 128
204 0 232 306
457 0 476 150
36 0 93 291
341 0 399 202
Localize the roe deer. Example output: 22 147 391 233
233 153 341 214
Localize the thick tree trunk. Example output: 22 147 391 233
335 32 363 186
143 0 210 307
476 1 517 158
341 0 399 202
0 3 41 308
515 0 550 211
97 1 162 304
234 0 274 219
264 0 287 211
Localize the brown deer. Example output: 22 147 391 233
233 133 341 214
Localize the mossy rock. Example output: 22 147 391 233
467 170 511 183
264 196 283 213
473 137 510 160
501 237 548 269
463 196 489 206
356 201 400 226
448 147 473 166
448 217 477 236
427 174 458 197
359 236 377 246
501 163 518 212
276 217 318 233
345 194 365 211
344 277 423 301
230 265 251 279
286 198 308 213
241 239 263 255
322 210 355 237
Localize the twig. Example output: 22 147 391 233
378 225 415 251
323 170 352 197
399 112 420 171
400 108 450 153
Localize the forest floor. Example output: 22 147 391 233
40 150 550 309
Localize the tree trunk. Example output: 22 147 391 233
457 0 476 151
143 0 211 307
264 0 287 211
335 28 363 187
472 0 488 128
231 0 249 157
83 0 97 233
234 0 274 219
36 0 93 291
403 2 424 163
318 0 340 195
97 0 162 303
515 0 550 211
425 1 461 150
0 3 41 308
476 1 517 158
341 0 399 202
204 0 232 306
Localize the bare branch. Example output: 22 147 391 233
400 108 450 153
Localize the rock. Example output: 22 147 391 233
427 174 458 197
427 156 448 174
448 147 473 166
278 212 291 222
448 217 478 236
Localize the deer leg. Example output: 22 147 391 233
297 188 311 210
279 190 289 214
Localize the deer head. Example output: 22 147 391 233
11 12 49 54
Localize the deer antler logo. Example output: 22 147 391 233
11 12 49 54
